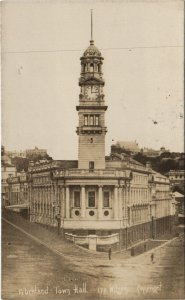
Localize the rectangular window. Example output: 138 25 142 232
88 191 95 207
74 191 80 207
89 161 94 170
95 115 99 126
90 115 94 126
103 191 110 207
84 115 88 126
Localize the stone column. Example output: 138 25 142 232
118 186 123 219
81 185 86 218
125 185 129 219
62 186 66 218
98 185 103 219
131 207 133 225
44 187 47 224
38 189 41 214
114 185 119 219
46 186 48 212
122 186 126 218
40 189 43 215
45 186 47 216
65 186 70 219
56 183 59 207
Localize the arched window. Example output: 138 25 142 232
90 63 94 72
82 64 85 72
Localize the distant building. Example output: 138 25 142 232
5 150 26 158
159 147 169 155
166 170 184 183
142 147 159 157
111 141 140 155
172 191 185 224
1 146 17 206
141 146 169 157
5 147 49 158
1 164 17 207
26 146 47 158
1 154 12 165
6 171 29 218
165 169 185 195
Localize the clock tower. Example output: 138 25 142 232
76 11 107 169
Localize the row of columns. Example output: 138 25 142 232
130 206 149 224
30 184 132 221
130 187 149 204
81 62 102 73
65 184 126 220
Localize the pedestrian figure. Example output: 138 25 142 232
144 244 146 252
108 247 112 260
151 253 154 263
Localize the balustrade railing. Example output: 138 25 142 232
53 169 127 178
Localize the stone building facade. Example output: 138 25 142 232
27 28 174 248
6 171 28 208
166 170 184 186
1 164 17 207
5 23 175 251
27 153 173 250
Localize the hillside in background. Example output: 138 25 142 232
12 154 53 172
133 151 184 175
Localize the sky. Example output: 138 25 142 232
1 0 184 159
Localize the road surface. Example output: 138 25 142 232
2 219 185 300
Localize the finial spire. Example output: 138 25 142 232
90 9 94 45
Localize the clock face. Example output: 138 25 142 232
84 85 99 100
92 85 99 93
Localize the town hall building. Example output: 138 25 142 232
6 15 175 251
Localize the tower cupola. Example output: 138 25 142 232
79 10 104 83
76 10 107 170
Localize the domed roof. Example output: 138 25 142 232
83 40 102 57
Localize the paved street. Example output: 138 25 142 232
97 237 185 299
2 220 99 300
2 216 185 300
